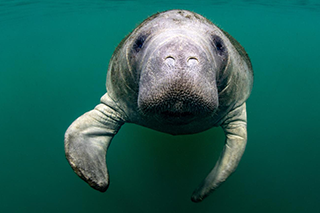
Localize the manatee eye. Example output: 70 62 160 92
133 35 147 52
212 35 225 55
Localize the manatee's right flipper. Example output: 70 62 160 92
64 93 126 192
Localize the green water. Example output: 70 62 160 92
1 1 319 212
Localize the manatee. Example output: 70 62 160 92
65 10 253 202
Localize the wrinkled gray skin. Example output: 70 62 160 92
65 10 253 202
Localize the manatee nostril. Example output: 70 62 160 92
164 56 175 66
187 57 199 66
165 56 175 60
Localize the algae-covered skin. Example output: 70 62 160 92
65 10 253 202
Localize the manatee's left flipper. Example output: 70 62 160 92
64 94 126 192
191 103 248 202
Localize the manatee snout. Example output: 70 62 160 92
137 34 218 124
138 79 218 124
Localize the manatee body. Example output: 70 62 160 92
65 10 253 202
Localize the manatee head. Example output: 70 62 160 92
124 10 229 126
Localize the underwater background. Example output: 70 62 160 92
1 0 319 212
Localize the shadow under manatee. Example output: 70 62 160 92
108 123 225 203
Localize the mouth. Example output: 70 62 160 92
160 110 193 118
158 110 196 125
